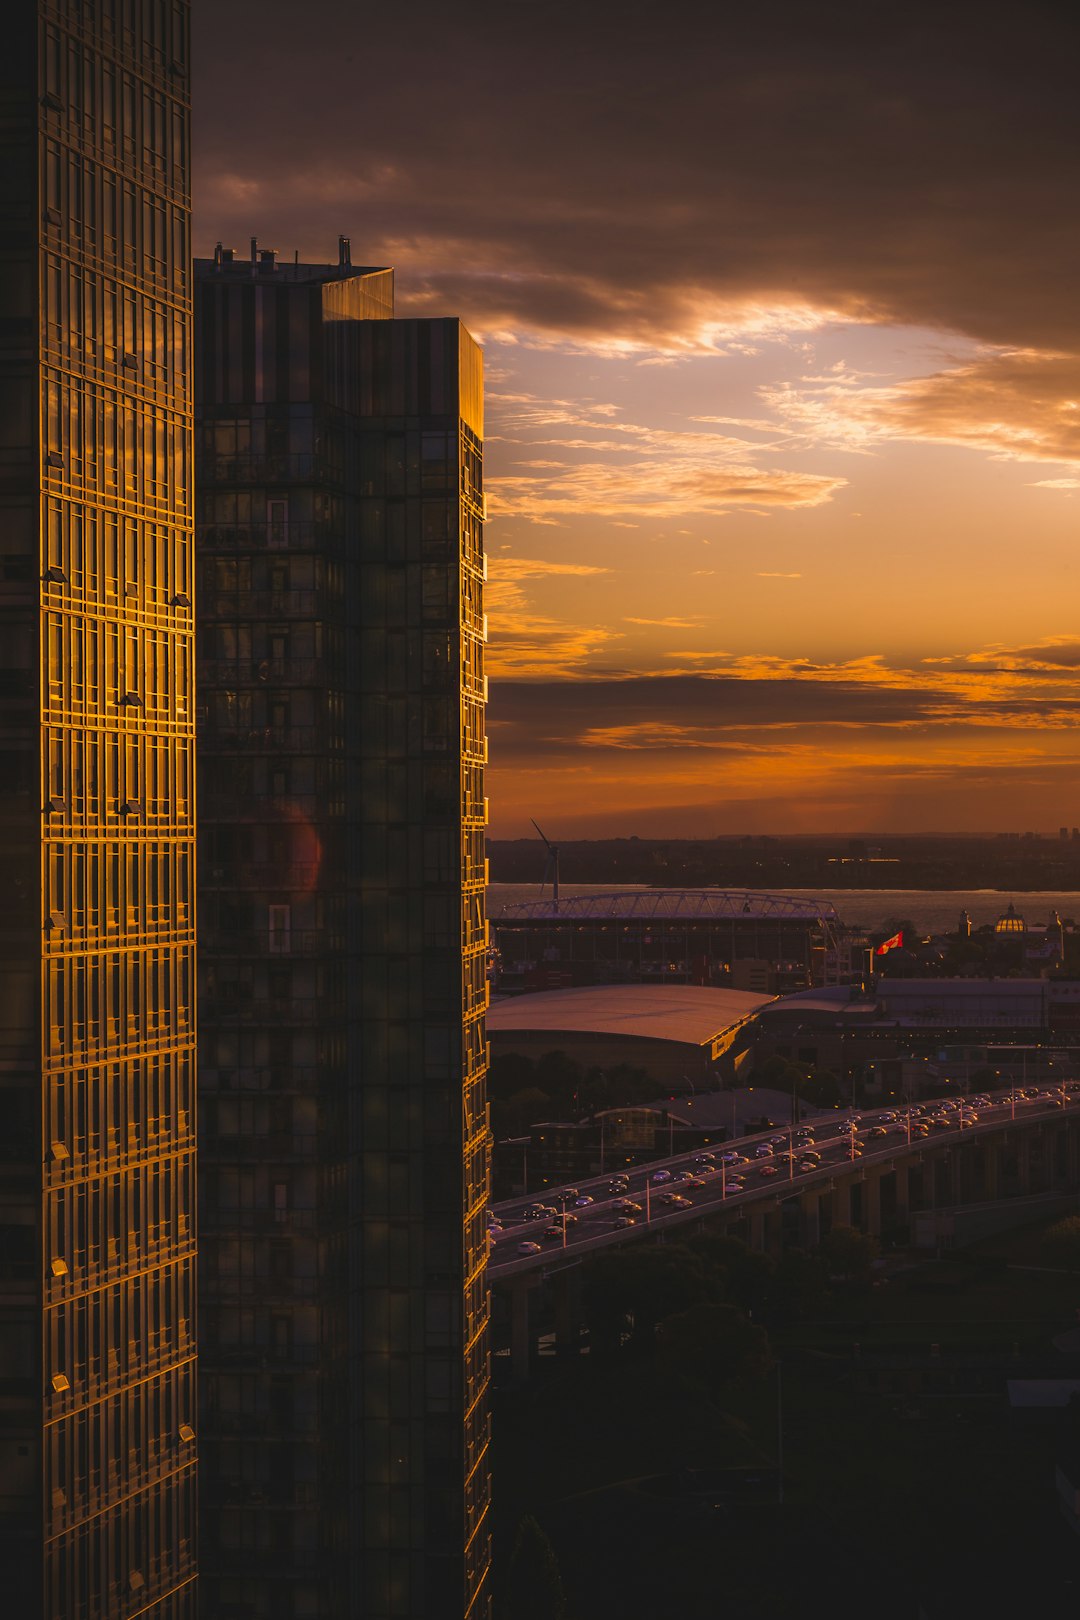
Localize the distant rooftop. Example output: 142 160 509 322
195 235 391 286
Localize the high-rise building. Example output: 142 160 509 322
0 3 196 1616
195 240 491 1619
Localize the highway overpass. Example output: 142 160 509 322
487 1086 1080 1381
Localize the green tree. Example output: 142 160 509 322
583 1244 715 1348
488 1050 536 1102
535 1049 584 1113
1041 1216 1080 1272
657 1301 772 1386
771 1247 826 1322
819 1224 879 1283
686 1233 776 1316
492 1085 557 1141
604 1062 660 1106
504 1515 566 1620
802 1067 842 1107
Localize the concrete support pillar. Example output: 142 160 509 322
942 1150 959 1205
863 1171 882 1238
1067 1121 1080 1185
552 1267 580 1358
1015 1134 1032 1194
983 1141 999 1201
1034 1127 1051 1192
800 1190 820 1249
892 1161 910 1221
747 1208 766 1253
764 1205 785 1256
509 1280 533 1387
831 1179 852 1230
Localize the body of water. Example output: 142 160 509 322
489 883 1080 934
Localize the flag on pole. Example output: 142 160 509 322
875 930 903 956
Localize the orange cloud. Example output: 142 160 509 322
762 348 1080 469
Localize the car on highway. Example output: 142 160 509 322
753 1144 774 1157
613 1199 643 1214
683 1176 706 1188
757 1164 780 1178
657 1192 693 1207
674 1169 697 1181
523 1205 558 1221
517 1241 543 1255
651 1169 673 1183
573 1195 595 1207
542 1225 568 1241
607 1178 630 1194
867 1125 888 1138
614 1215 638 1228
695 1152 716 1165
724 1179 745 1194
719 1150 743 1165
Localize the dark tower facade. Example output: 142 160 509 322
195 243 491 1619
0 3 196 1617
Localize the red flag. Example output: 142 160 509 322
875 931 903 956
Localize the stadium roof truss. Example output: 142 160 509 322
497 890 843 924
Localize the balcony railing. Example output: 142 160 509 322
199 657 329 687
199 453 325 485
200 589 321 617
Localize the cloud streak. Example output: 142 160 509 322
762 349 1080 469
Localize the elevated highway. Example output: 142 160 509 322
487 1086 1080 1380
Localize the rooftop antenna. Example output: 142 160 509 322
531 819 560 911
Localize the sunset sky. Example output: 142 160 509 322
196 0 1080 836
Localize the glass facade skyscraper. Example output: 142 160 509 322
0 3 196 1616
195 242 491 1618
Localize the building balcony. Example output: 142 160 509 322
199 453 326 486
198 724 328 752
200 589 321 618
200 997 331 1025
197 521 339 552
199 657 330 688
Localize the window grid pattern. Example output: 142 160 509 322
4 3 197 1616
195 271 490 1619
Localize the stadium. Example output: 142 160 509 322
491 889 862 994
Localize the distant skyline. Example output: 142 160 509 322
195 0 1080 837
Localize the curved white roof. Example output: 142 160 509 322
487 984 774 1046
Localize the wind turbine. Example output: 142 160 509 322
531 819 560 911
